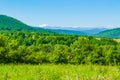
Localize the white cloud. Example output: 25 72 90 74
105 25 117 29
39 24 48 27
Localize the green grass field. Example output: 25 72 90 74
0 64 120 80
114 39 120 43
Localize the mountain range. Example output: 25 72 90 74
0 15 120 38
41 26 108 35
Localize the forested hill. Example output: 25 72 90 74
0 15 55 34
95 28 120 38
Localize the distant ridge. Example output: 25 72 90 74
40 26 107 35
95 28 120 38
47 29 87 35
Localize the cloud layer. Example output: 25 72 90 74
39 24 48 27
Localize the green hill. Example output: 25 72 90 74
0 15 55 34
95 28 120 38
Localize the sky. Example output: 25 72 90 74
0 0 120 28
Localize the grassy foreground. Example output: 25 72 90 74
0 64 120 80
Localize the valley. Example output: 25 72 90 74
1 0 120 79
0 15 120 80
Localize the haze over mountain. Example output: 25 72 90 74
38 25 120 37
46 29 87 35
38 25 108 35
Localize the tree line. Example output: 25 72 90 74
0 31 120 65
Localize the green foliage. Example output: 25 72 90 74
0 31 120 65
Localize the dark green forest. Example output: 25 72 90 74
0 31 120 65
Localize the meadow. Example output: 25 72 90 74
0 64 120 80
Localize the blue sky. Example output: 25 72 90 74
0 0 120 28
